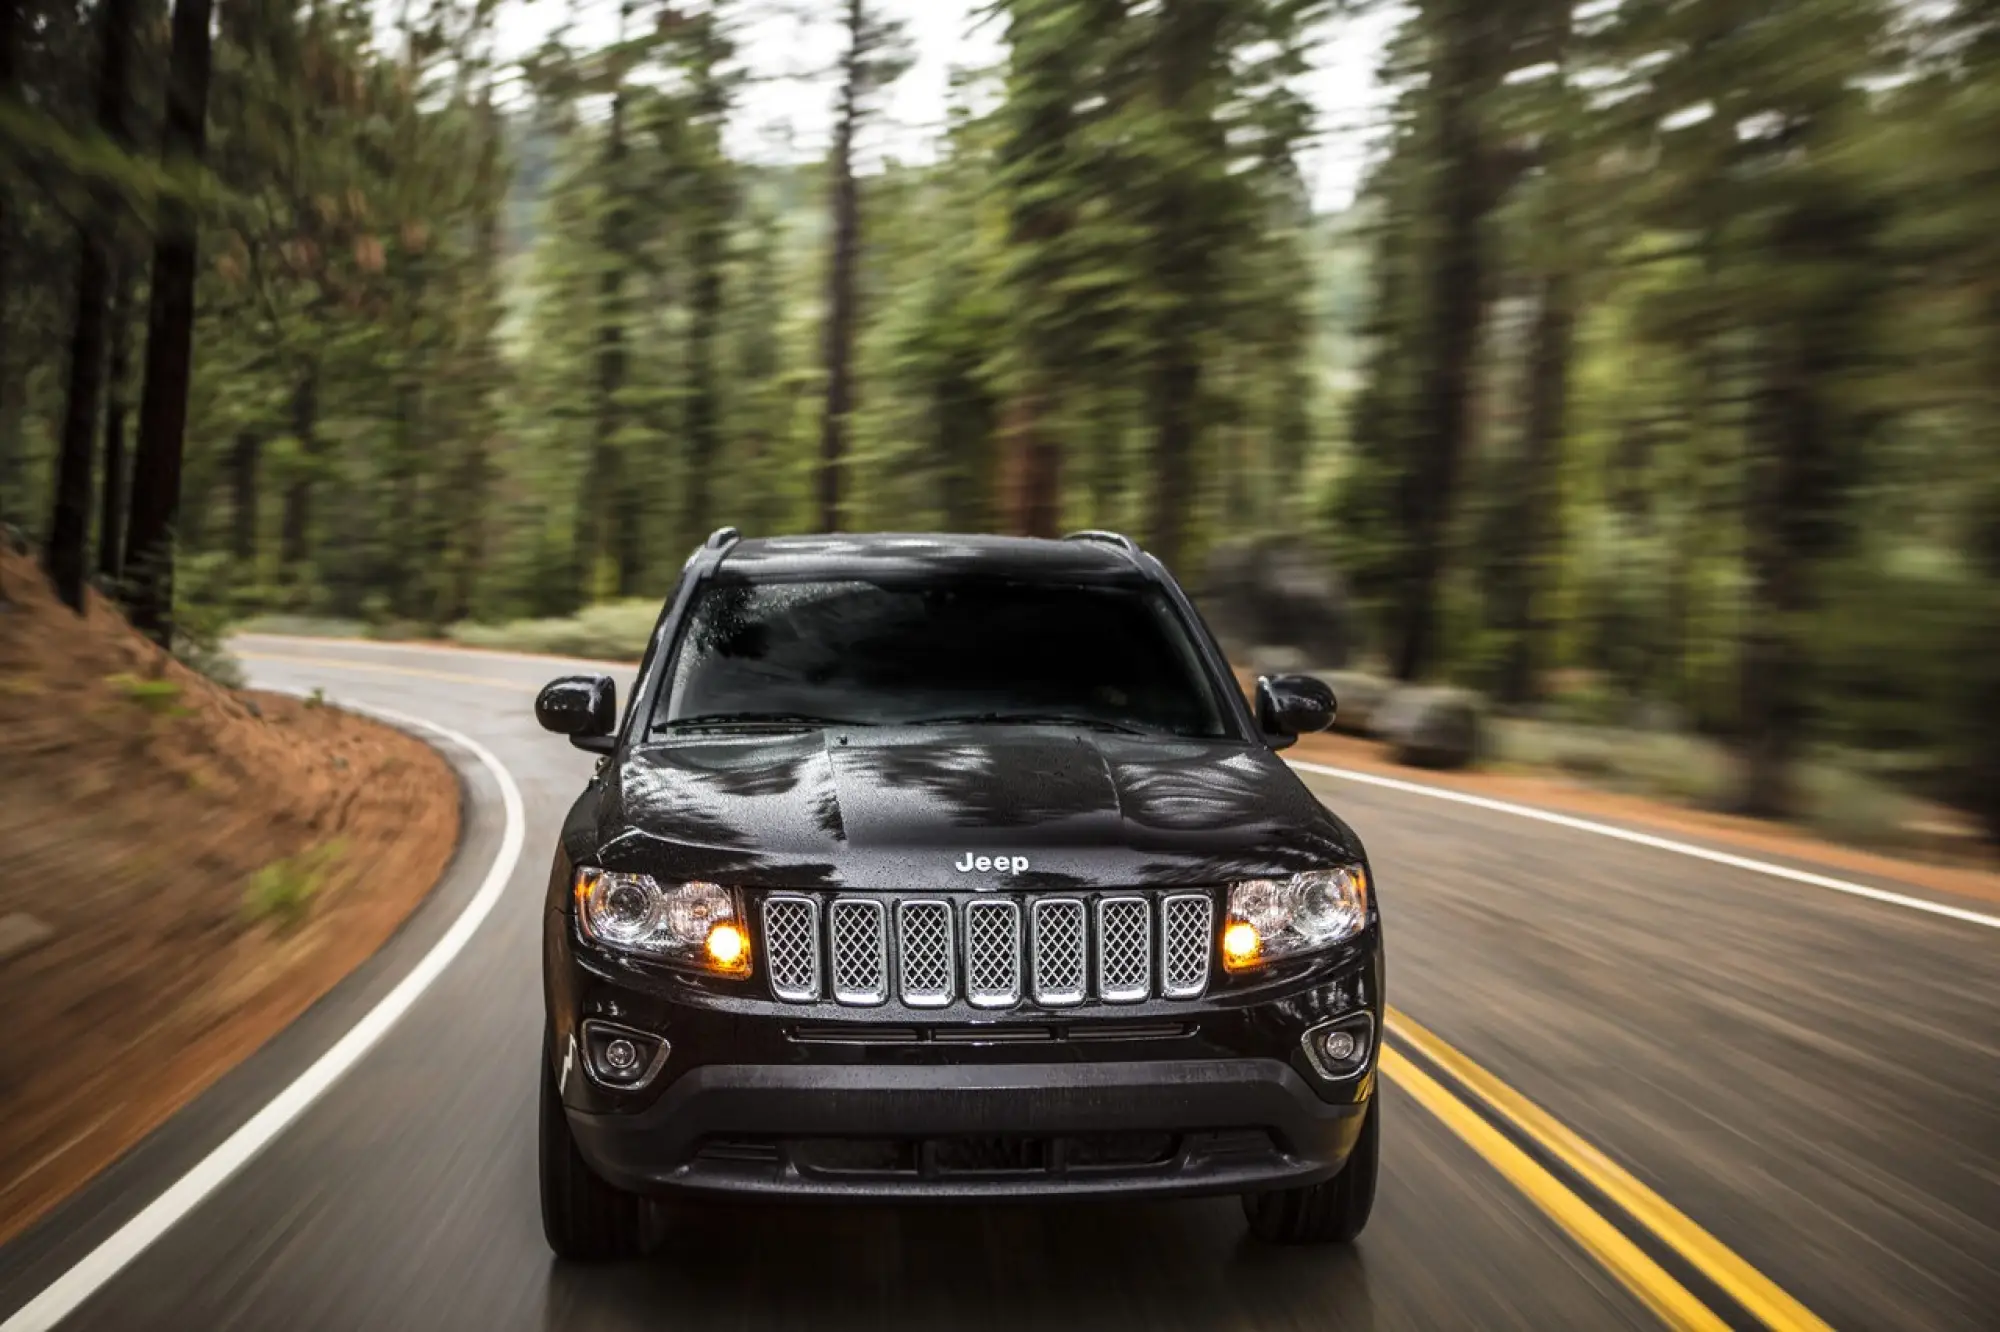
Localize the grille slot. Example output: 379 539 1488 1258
896 900 954 1007
1030 898 1087 1006
1096 897 1151 1002
1160 893 1213 999
964 899 1023 1007
827 898 888 1005
762 895 820 1002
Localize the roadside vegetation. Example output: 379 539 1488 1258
0 547 459 1246
1 0 1994 864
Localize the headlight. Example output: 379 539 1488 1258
574 869 751 977
1223 866 1368 971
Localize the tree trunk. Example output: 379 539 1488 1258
1000 393 1061 537
125 0 216 647
1146 345 1201 576
816 0 863 535
387 375 423 615
47 0 141 611
97 269 133 581
684 201 724 545
1734 333 1816 818
230 429 259 563
1393 2 1496 683
582 3 631 598
1494 267 1573 704
683 19 728 549
48 245 112 612
279 363 318 565
0 0 23 547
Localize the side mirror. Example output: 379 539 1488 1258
1256 674 1336 750
536 674 618 754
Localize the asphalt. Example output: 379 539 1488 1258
2 637 1994 1332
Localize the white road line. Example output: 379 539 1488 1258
1288 759 2000 932
2 699 528 1332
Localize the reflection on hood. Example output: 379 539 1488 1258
593 726 1361 892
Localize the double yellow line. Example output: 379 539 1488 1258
1383 1009 1834 1332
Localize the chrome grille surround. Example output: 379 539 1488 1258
827 898 888 1005
963 898 1024 1007
1029 897 1087 1006
1160 893 1213 999
768 890 1216 1007
762 894 820 1002
896 899 954 1007
1095 896 1151 1002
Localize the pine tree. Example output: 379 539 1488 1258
46 0 141 612
125 0 217 644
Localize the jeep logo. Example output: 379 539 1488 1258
955 853 1029 874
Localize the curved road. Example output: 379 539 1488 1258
2 636 1995 1331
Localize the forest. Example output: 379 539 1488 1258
0 0 1995 843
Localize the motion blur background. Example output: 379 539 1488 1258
2 0 1996 858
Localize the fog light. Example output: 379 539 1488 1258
580 1019 669 1089
1302 1016 1373 1080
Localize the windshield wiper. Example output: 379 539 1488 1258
907 711 1153 736
655 711 871 731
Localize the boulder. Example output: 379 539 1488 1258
1318 670 1394 737
1376 686 1483 770
1245 644 1310 676
1199 536 1353 670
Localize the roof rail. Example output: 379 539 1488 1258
1062 529 1139 554
704 526 741 551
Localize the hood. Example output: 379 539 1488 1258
592 725 1362 892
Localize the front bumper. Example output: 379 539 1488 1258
567 1057 1369 1201
546 893 1383 1201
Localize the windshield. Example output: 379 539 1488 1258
653 577 1234 738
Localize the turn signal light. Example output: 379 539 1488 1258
1222 921 1262 971
705 921 750 974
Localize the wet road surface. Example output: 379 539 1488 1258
2 637 1994 1331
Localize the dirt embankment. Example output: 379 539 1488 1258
0 551 460 1245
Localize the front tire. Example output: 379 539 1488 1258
1242 1096 1379 1244
539 1033 650 1261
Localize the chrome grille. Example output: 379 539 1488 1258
964 899 1023 1007
768 890 1215 1007
1160 893 1213 998
1030 898 1087 1006
827 898 888 1005
896 900 954 1007
762 895 820 1001
1096 897 1151 1002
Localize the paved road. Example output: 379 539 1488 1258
2 637 1995 1332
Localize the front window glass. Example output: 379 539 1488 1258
655 577 1233 738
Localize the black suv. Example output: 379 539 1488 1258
534 530 1382 1257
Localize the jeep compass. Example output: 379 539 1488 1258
535 529 1383 1257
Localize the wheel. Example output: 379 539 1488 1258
1242 1096 1380 1244
539 1032 650 1261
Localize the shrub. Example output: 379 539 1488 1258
450 599 658 662
104 673 190 717
242 840 347 931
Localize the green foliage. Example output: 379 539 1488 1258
5 0 1997 844
450 599 657 663
170 550 246 688
241 839 347 932
104 672 187 716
